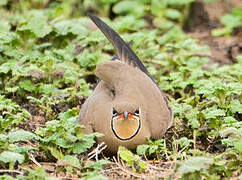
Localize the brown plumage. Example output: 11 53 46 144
78 15 173 154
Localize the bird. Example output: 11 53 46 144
78 14 173 154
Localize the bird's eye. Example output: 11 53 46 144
112 108 118 116
134 109 139 116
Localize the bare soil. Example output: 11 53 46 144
185 0 242 65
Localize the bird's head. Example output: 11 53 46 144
111 103 141 141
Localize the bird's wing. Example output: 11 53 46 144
111 40 133 61
88 14 156 83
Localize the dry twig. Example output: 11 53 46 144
0 169 24 175
88 142 107 161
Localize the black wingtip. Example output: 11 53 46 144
87 13 98 23
87 14 149 72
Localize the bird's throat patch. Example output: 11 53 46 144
111 116 141 141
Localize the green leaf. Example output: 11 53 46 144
19 80 35 92
175 137 193 148
0 151 24 164
0 134 7 141
118 146 147 172
73 133 102 154
100 0 118 3
18 10 52 38
8 130 40 142
212 27 231 37
113 1 145 17
185 109 200 129
47 146 64 160
17 167 58 180
220 14 242 28
203 107 226 119
212 13 242 36
0 32 19 44
0 0 8 5
0 20 10 32
116 15 146 31
6 86 19 93
167 0 194 6
92 160 110 170
55 138 73 148
230 100 242 113
153 17 174 30
139 161 147 171
237 55 242 63
77 49 101 68
59 108 79 121
157 26 186 45
148 145 158 155
151 0 166 16
220 127 240 138
136 144 149 155
38 84 55 95
118 146 134 165
223 116 237 124
0 61 14 74
10 146 38 153
177 157 214 175
60 155 80 167
54 19 88 36
234 141 242 152
165 9 181 20
0 175 13 180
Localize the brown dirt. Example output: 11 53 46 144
185 0 242 64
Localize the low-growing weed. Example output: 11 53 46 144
0 0 241 179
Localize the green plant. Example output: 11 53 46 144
0 96 30 133
118 146 147 173
0 0 241 179
36 108 103 160
212 7 242 36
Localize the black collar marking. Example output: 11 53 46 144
111 118 141 141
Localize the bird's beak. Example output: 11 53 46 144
123 111 128 119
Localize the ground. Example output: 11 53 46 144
0 0 241 179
